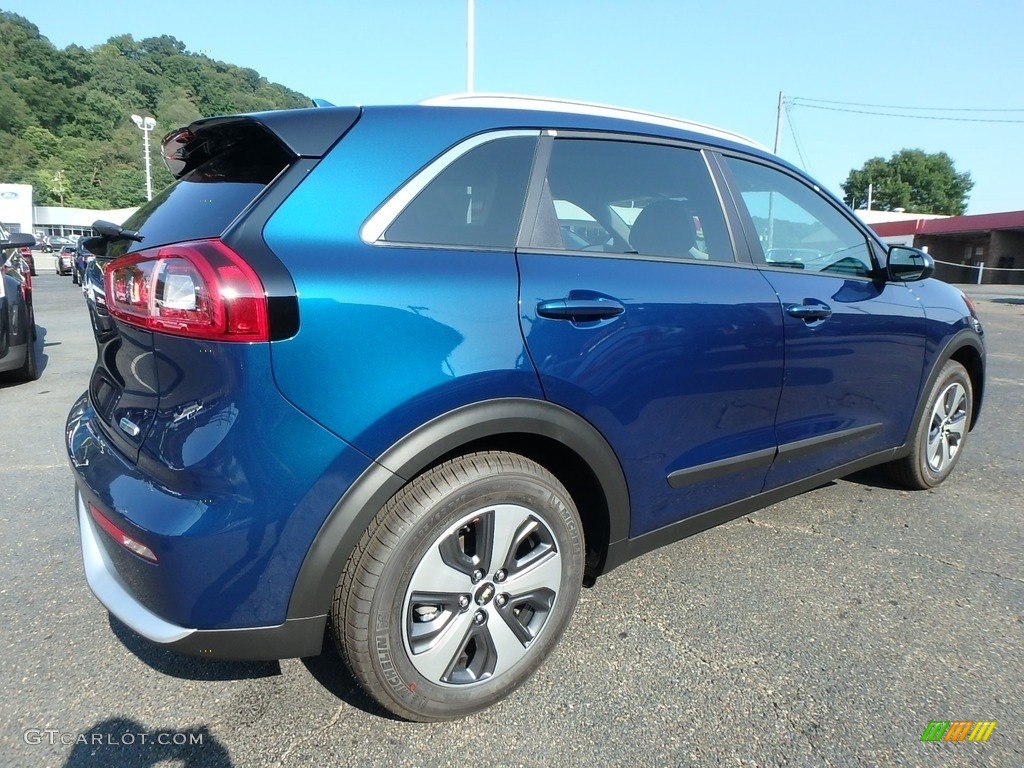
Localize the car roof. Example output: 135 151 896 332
202 94 770 166
420 93 764 150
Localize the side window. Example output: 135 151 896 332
723 156 874 277
384 136 536 248
529 138 734 262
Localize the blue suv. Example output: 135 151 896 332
67 95 985 721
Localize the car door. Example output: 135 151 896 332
718 154 927 490
517 135 785 537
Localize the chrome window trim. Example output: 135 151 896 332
360 129 542 245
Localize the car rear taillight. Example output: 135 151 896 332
88 502 158 563
104 239 268 341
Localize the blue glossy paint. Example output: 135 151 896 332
518 254 785 536
65 101 986 655
758 272 926 488
67 338 373 629
263 110 544 456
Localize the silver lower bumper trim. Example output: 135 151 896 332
77 491 195 645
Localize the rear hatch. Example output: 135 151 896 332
86 107 360 463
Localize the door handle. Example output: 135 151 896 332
536 298 626 321
785 302 832 321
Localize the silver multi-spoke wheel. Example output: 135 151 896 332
404 504 562 686
332 452 583 721
925 381 968 473
890 360 973 489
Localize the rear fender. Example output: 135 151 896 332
285 397 630 620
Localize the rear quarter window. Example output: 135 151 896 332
383 136 537 249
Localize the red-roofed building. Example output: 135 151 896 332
862 210 1024 285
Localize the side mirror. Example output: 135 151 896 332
0 232 36 249
887 245 934 282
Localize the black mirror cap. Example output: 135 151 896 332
0 232 36 249
887 245 935 282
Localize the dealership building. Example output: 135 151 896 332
0 183 137 243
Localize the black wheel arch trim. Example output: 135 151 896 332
910 329 985 439
285 397 630 621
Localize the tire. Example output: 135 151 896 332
332 451 584 721
5 305 39 382
889 360 972 489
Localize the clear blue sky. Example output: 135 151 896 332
5 0 1023 213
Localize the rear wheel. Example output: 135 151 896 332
332 451 584 721
889 360 972 489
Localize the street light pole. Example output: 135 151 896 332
467 0 475 92
131 114 156 202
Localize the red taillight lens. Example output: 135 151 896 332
104 239 269 341
88 503 158 563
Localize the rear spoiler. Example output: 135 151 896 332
161 106 361 180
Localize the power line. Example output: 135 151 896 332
789 96 1024 113
789 102 1024 124
784 101 811 173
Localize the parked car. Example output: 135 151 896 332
66 96 985 722
6 249 33 298
15 245 35 276
1 229 38 381
72 239 91 285
55 245 75 276
47 235 75 251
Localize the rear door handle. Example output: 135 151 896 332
785 302 832 321
536 298 626 321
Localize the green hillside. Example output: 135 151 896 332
0 11 309 208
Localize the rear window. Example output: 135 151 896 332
108 132 292 259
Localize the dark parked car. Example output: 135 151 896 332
1 229 38 381
66 96 985 721
47 235 75 250
72 239 91 285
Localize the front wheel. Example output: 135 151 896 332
332 451 584 721
889 360 973 489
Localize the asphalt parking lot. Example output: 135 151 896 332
1 272 1022 767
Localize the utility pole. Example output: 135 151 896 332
773 91 784 154
767 91 783 251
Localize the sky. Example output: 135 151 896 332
4 0 1023 214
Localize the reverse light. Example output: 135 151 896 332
88 503 158 563
104 239 269 341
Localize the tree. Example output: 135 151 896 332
841 149 973 216
0 11 310 208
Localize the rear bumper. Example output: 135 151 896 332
78 489 326 659
67 383 372 656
